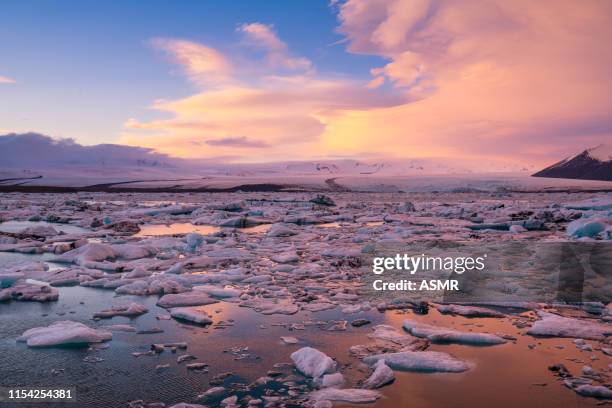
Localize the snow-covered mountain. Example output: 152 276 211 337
533 144 612 181
0 132 534 187
281 158 530 176
284 161 388 175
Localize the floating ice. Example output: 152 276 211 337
267 223 298 237
363 351 472 373
19 225 59 237
0 281 59 302
193 285 241 298
240 298 299 315
317 372 345 389
281 336 299 345
403 320 507 345
309 388 380 404
564 197 612 211
18 321 112 347
363 359 394 389
574 385 612 399
527 311 612 340
291 347 337 378
566 217 608 238
435 304 505 318
157 292 219 308
170 307 213 325
93 302 148 318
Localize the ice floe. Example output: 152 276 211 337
170 307 213 325
363 351 472 373
291 347 337 378
18 321 112 347
527 311 612 340
403 320 507 345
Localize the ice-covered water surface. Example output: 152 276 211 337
0 191 610 407
0 286 606 408
0 220 89 235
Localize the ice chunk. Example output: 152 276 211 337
0 272 25 288
436 304 504 318
309 195 336 207
363 351 472 373
157 292 219 308
291 347 337 378
1 282 59 302
53 243 116 264
93 303 148 318
281 336 299 345
196 386 227 402
19 225 59 237
527 311 612 340
193 285 241 298
574 385 612 399
363 359 394 389
271 251 299 263
317 372 345 389
564 197 612 211
403 320 506 345
566 217 607 238
240 298 299 315
115 280 150 295
102 324 136 332
509 225 527 233
309 388 380 404
267 223 298 237
218 216 247 227
184 233 204 251
369 324 419 347
170 307 213 325
18 321 112 347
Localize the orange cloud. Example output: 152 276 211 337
237 23 312 71
151 38 234 87
335 0 612 164
122 75 407 160
124 3 612 168
121 28 407 161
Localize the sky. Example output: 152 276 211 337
1 0 611 168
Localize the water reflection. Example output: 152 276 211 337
135 223 271 237
0 282 603 408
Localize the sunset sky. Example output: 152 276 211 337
1 0 611 167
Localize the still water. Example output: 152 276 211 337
0 282 603 408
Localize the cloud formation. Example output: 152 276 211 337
121 24 407 161
151 38 234 87
205 136 269 148
0 132 175 168
123 2 612 167
237 23 313 71
334 0 612 163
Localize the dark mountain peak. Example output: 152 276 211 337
533 145 612 181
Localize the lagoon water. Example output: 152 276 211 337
0 280 603 408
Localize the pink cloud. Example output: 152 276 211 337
151 38 234 87
0 75 16 84
237 22 313 71
122 26 408 160
124 3 612 168
205 136 269 148
334 0 612 164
